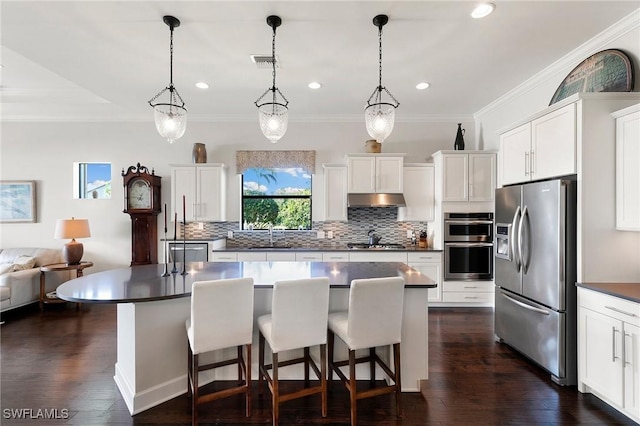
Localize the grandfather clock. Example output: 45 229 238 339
122 163 162 266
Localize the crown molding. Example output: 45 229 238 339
474 8 640 120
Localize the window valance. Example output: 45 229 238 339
236 150 316 174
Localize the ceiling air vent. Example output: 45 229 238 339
250 54 280 69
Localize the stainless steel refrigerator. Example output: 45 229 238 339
494 178 577 385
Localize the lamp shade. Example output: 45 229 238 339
54 218 91 240
365 102 396 143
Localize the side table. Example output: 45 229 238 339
40 261 93 310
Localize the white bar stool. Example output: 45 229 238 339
257 277 330 425
327 277 405 426
185 278 254 425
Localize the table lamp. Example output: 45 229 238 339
54 217 91 265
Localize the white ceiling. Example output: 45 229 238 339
1 1 638 123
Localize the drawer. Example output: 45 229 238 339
579 287 640 327
407 252 441 263
322 252 349 262
348 252 407 262
267 252 296 261
237 252 267 261
442 292 494 304
443 281 494 293
295 252 323 261
211 252 237 262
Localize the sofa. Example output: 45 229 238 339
0 248 71 312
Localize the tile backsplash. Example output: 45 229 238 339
180 207 431 248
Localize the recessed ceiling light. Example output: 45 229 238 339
416 82 430 90
471 3 495 19
195 82 209 89
308 81 322 89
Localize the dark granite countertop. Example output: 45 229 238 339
576 282 640 304
56 261 437 304
216 246 442 253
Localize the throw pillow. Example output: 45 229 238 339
0 263 13 275
12 255 37 272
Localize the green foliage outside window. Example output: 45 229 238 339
242 167 312 230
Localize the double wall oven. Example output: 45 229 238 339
444 212 494 281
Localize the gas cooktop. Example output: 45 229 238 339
347 243 406 250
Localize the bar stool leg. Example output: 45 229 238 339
192 353 199 426
272 352 279 425
369 347 376 384
245 343 252 417
258 332 265 397
349 349 357 426
304 347 310 386
187 343 193 397
320 343 327 418
394 343 402 418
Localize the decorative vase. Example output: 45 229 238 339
454 123 465 150
365 139 381 153
192 143 207 163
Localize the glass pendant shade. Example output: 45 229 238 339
365 101 395 143
153 102 187 144
258 102 288 143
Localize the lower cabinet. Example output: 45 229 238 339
578 288 640 423
407 252 442 302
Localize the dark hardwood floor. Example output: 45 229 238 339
1 303 635 425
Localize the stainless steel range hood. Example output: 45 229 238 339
347 193 406 207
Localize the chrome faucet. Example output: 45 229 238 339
268 224 274 247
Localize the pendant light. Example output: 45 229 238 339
364 14 399 144
254 15 289 143
148 15 187 144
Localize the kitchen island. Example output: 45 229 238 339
57 261 436 415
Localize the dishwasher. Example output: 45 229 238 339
168 242 209 263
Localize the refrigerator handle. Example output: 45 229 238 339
511 206 521 272
518 205 529 274
501 292 550 315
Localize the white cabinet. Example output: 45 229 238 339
578 288 640 423
398 164 435 221
440 281 494 304
500 103 576 186
295 252 323 261
171 164 226 222
613 104 640 231
432 151 496 202
322 165 348 221
346 154 404 193
407 252 441 302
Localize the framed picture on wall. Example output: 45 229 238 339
0 181 37 223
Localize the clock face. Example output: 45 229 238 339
128 179 152 209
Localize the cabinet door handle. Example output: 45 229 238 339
530 150 535 175
613 327 620 362
524 152 529 175
463 286 478 289
624 332 632 366
605 305 638 318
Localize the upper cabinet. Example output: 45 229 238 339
500 102 577 186
398 164 435 221
432 151 496 202
170 164 226 222
323 164 348 221
613 103 640 231
500 103 577 186
346 154 404 193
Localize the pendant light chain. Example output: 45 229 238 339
378 25 383 90
169 24 174 88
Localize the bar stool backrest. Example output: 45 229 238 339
189 278 254 354
270 277 330 353
347 277 405 350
